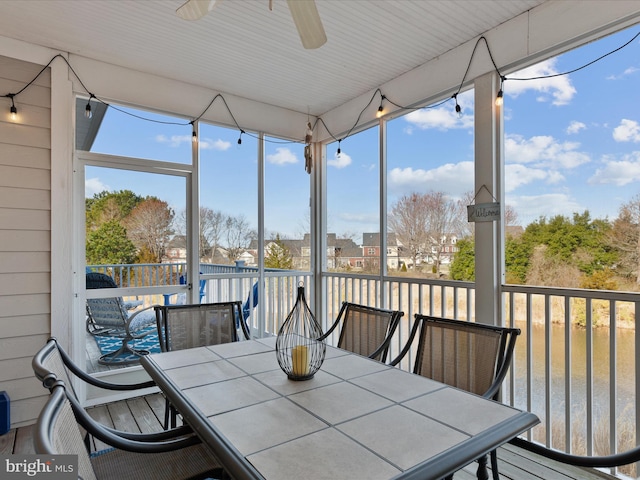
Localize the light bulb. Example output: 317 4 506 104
376 105 384 118
495 90 503 107
10 105 17 121
84 102 92 119
192 130 197 142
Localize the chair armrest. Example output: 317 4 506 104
389 316 421 367
317 302 348 342
51 337 156 391
64 384 202 453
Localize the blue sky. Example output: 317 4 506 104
87 25 640 239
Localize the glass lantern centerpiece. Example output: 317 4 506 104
275 283 326 381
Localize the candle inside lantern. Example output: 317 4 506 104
291 345 309 377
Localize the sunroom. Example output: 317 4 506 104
2 1 640 478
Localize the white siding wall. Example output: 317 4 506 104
0 55 51 427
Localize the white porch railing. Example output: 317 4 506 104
87 264 639 478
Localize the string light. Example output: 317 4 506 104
84 94 95 119
9 95 17 121
495 76 504 107
191 122 197 142
2 30 637 147
376 95 386 118
453 94 462 118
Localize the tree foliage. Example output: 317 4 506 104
503 211 617 286
225 215 256 262
452 210 620 288
86 190 143 232
265 234 294 269
449 238 475 281
124 198 174 263
609 194 640 283
388 193 431 270
389 191 461 274
86 220 137 265
86 191 174 264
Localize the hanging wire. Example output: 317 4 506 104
506 30 640 81
3 29 639 145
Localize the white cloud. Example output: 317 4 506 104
156 134 231 151
404 90 474 131
388 162 474 196
404 106 473 131
327 151 352 169
504 164 562 193
612 119 640 142
506 58 577 106
85 177 110 198
607 66 639 80
155 134 191 147
588 151 640 186
200 138 231 151
505 134 590 169
508 193 583 223
566 121 586 135
338 212 379 224
266 147 298 165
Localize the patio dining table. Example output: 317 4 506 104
140 337 539 480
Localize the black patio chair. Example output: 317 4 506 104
32 337 165 438
318 302 403 362
154 301 250 428
34 379 227 480
390 314 520 480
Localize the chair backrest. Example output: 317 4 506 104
324 302 403 362
155 301 248 352
86 272 129 327
34 382 98 480
32 338 79 400
397 315 520 398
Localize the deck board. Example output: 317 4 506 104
4 392 619 480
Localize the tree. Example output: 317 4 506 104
505 211 616 287
389 191 461 274
172 206 225 261
449 238 475 281
610 194 640 284
86 220 137 265
124 198 174 263
265 234 294 269
86 190 143 233
201 207 225 262
388 193 430 270
225 215 255 262
423 191 460 274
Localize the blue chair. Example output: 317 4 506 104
239 281 259 333
163 274 206 305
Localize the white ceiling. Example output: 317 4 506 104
0 0 547 117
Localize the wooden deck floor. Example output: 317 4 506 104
0 392 619 480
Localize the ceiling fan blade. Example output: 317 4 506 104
176 0 219 21
287 0 327 49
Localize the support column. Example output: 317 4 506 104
474 72 504 326
312 141 326 327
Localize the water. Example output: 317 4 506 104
511 321 636 444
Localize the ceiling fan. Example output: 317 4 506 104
176 0 327 49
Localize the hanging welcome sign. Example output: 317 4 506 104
467 202 500 222
467 185 500 222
